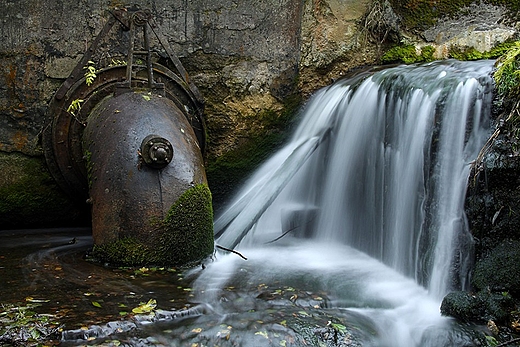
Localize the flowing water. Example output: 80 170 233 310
208 59 494 345
1 60 495 346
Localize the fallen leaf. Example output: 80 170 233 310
132 299 157 314
255 331 268 339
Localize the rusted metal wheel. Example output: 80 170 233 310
43 63 205 201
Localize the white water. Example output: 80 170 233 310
198 60 494 346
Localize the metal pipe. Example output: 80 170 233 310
43 7 213 267
82 91 213 266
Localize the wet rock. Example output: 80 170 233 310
422 2 516 57
441 291 484 323
472 240 520 295
441 290 515 324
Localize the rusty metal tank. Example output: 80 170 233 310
43 7 214 266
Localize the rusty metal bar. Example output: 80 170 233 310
143 23 155 89
148 19 204 104
55 15 117 100
125 21 135 84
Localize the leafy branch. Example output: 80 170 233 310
67 98 84 117
83 60 98 86
66 98 86 126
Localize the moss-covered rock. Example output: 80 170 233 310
381 44 436 64
90 184 214 267
440 291 484 322
388 0 520 32
472 240 520 295
0 151 88 228
441 290 515 323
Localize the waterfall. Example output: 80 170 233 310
214 60 494 298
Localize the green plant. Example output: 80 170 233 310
66 98 84 117
109 58 127 66
494 41 520 98
381 44 435 64
83 60 98 86
0 302 62 345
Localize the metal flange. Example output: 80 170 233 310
140 135 174 169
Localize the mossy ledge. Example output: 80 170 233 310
90 184 214 267
381 41 517 65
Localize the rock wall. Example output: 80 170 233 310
0 0 518 226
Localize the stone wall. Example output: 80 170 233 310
0 0 518 226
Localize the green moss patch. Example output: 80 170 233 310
382 41 517 65
91 184 214 267
388 0 520 31
158 184 214 265
450 41 517 61
381 44 436 64
207 95 301 207
472 240 520 295
90 237 152 266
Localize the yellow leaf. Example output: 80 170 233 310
255 331 268 339
191 327 202 333
132 299 157 314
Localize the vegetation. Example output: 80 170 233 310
159 183 214 265
494 41 520 99
381 44 435 64
0 301 62 346
388 0 520 31
381 41 518 65
492 40 520 153
91 184 214 266
450 41 518 61
472 240 520 295
83 60 98 86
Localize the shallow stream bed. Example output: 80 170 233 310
0 228 488 347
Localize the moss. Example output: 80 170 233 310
388 0 520 32
441 291 515 323
493 41 520 100
90 237 152 266
382 41 517 65
440 291 484 322
90 184 214 267
158 184 214 265
449 41 516 61
381 44 435 64
420 45 436 62
0 152 88 228
207 94 301 207
472 240 520 295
